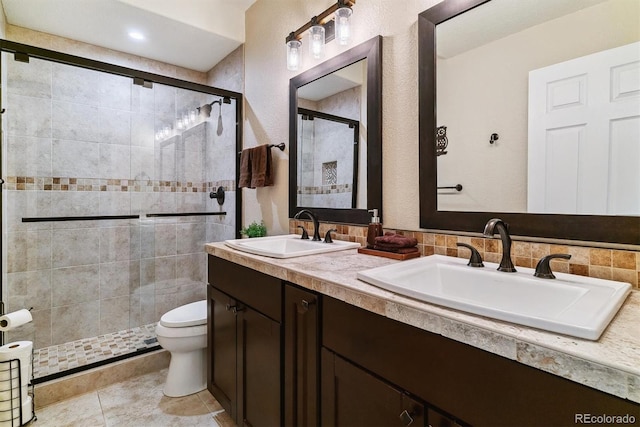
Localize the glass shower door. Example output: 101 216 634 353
0 49 237 380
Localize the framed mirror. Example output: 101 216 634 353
289 36 382 224
419 0 639 244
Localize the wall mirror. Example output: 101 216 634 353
419 0 639 244
289 36 382 224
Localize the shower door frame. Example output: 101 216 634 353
0 39 244 348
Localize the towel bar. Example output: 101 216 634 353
437 184 463 192
238 143 285 155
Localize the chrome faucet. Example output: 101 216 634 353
483 218 516 272
293 209 321 241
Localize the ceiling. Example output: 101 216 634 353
437 0 609 58
1 0 256 72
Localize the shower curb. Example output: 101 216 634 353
33 349 170 409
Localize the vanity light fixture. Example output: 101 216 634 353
309 17 326 60
285 0 355 70
286 33 302 71
335 0 353 45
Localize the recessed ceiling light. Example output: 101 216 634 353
128 31 145 41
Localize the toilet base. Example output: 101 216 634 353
163 348 207 397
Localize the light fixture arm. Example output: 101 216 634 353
285 0 355 43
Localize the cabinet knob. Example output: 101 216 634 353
399 409 414 426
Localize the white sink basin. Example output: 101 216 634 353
225 234 360 258
357 255 631 340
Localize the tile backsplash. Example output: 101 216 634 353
290 220 639 288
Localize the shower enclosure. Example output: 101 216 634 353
297 108 359 208
0 40 241 382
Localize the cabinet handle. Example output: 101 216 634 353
225 304 244 314
399 410 414 426
301 299 316 312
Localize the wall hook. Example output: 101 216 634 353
489 133 499 144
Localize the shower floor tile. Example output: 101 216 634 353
33 324 158 379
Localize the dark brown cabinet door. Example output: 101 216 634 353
428 408 464 427
239 306 282 427
207 285 238 420
284 284 320 427
321 349 425 427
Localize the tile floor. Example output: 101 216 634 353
31 369 235 427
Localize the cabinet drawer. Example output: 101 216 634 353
208 255 281 322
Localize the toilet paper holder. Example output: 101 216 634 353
0 346 36 426
0 303 32 317
0 302 36 426
0 305 33 338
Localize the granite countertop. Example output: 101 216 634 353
205 242 640 403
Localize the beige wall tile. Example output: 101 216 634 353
590 248 612 267
613 251 636 270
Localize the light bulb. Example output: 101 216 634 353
286 38 302 71
335 7 352 45
309 25 325 60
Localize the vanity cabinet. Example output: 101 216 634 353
284 284 320 427
207 256 282 427
322 295 638 426
207 254 638 426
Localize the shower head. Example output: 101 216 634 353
199 99 219 118
198 97 230 135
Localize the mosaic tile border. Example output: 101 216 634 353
5 177 235 193
297 183 352 195
33 323 158 379
290 220 640 288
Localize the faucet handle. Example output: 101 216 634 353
456 243 484 267
534 254 571 279
324 229 337 243
297 225 309 240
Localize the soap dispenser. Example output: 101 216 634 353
367 209 383 249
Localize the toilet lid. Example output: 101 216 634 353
160 300 207 327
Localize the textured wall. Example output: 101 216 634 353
244 0 442 234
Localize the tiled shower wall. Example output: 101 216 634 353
298 87 361 208
1 53 237 349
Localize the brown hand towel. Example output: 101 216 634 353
374 233 418 249
373 245 420 254
238 148 252 188
250 144 274 188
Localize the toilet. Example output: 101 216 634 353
155 300 208 397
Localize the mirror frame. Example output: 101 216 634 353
418 0 639 245
289 35 382 224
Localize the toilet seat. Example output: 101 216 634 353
155 323 206 338
159 300 207 328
